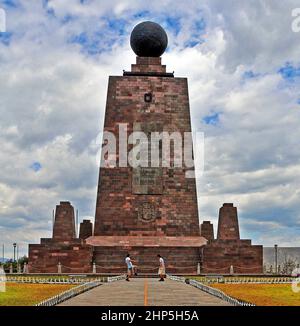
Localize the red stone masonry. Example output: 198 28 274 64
28 56 263 275
217 203 240 240
200 221 214 241
94 57 200 238
28 202 93 273
79 219 93 240
52 201 76 241
202 204 263 274
90 56 206 273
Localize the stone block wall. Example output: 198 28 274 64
28 202 93 273
217 203 240 240
52 201 76 241
94 56 200 238
79 220 93 240
93 246 201 275
201 203 263 274
28 240 93 273
200 221 214 241
201 240 263 274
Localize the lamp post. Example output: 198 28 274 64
274 244 278 275
13 243 17 262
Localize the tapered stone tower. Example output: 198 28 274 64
28 21 263 275
87 21 207 273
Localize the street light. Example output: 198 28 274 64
1 244 4 264
13 243 17 262
274 244 278 275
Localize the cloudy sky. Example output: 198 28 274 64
0 0 300 258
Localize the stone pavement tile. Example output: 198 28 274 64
58 278 232 306
59 279 145 306
147 278 231 306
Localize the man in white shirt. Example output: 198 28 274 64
157 254 165 282
125 254 133 281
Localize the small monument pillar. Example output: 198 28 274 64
217 204 240 240
28 201 93 273
53 202 76 241
200 221 214 241
79 220 93 240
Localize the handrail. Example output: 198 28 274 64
167 275 255 306
35 274 126 306
189 279 255 306
35 280 102 306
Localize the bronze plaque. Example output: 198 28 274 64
132 121 163 194
132 167 163 194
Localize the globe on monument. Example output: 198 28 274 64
130 21 168 57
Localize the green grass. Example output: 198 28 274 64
210 283 300 306
0 282 76 306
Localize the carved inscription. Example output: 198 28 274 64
132 167 163 194
138 202 156 222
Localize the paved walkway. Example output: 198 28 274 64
58 278 231 306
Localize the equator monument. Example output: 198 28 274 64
28 21 263 275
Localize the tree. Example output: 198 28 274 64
281 253 298 275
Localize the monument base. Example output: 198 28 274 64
202 239 263 274
87 236 207 274
28 239 93 274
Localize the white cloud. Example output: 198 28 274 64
0 0 300 257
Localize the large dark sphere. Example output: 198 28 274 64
130 21 168 57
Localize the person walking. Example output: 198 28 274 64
125 254 133 281
157 254 165 282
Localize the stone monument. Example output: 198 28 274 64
87 21 207 274
200 204 263 273
28 21 263 275
28 202 92 273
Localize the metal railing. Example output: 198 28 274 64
167 275 255 306
6 276 105 284
107 274 126 282
166 275 186 283
35 274 126 306
35 280 103 306
189 279 255 306
188 276 294 284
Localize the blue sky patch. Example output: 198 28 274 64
2 0 18 8
243 70 260 80
68 16 128 55
165 16 181 35
69 32 102 55
184 18 206 48
202 112 220 125
30 162 42 172
106 17 127 36
0 32 12 45
133 10 150 20
278 63 300 81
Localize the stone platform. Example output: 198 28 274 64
58 278 232 306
